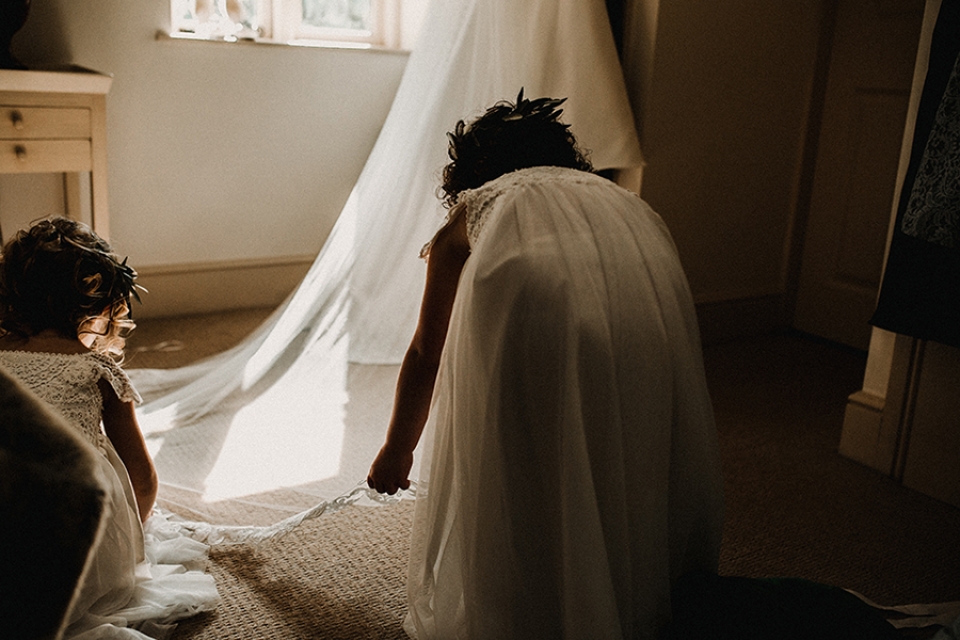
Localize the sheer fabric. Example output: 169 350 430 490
131 0 642 527
405 167 723 639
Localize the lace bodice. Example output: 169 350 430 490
421 167 616 258
0 350 140 453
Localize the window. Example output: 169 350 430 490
171 0 419 49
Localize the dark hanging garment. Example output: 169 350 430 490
871 0 960 348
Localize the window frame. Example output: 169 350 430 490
171 0 406 49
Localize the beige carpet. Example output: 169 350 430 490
172 504 415 639
125 308 960 639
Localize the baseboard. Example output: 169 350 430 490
138 261 786 341
694 293 786 346
133 255 314 319
838 390 887 472
138 257 788 341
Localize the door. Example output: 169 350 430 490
794 0 924 350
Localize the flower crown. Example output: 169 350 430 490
35 219 143 312
447 88 572 161
500 88 567 123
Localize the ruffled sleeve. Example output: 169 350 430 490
420 182 507 261
458 185 501 249
90 352 142 404
420 201 468 260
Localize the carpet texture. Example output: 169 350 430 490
172 504 415 639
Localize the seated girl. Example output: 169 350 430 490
0 217 219 639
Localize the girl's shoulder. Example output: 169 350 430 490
456 166 610 244
460 166 604 206
87 352 141 404
0 333 88 355
420 202 469 260
0 348 141 404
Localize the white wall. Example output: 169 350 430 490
637 0 823 307
7 0 408 316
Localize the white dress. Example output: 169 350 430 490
406 167 724 640
0 350 219 640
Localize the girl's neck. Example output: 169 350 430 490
0 330 89 355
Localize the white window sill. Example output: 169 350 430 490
156 30 411 55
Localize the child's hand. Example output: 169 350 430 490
367 445 413 495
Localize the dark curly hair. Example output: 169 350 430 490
440 89 594 208
0 217 141 357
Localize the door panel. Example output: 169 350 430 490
794 0 924 350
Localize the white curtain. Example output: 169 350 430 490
130 0 642 535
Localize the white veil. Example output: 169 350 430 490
131 0 643 540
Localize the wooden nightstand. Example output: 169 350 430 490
0 66 112 238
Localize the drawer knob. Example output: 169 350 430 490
14 145 27 162
9 110 24 130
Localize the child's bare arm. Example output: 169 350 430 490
99 378 158 522
368 208 471 495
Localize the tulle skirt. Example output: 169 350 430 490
405 177 724 639
63 441 219 640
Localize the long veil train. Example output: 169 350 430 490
130 0 643 538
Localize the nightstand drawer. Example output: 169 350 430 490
0 67 113 237
0 106 91 140
0 140 91 173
